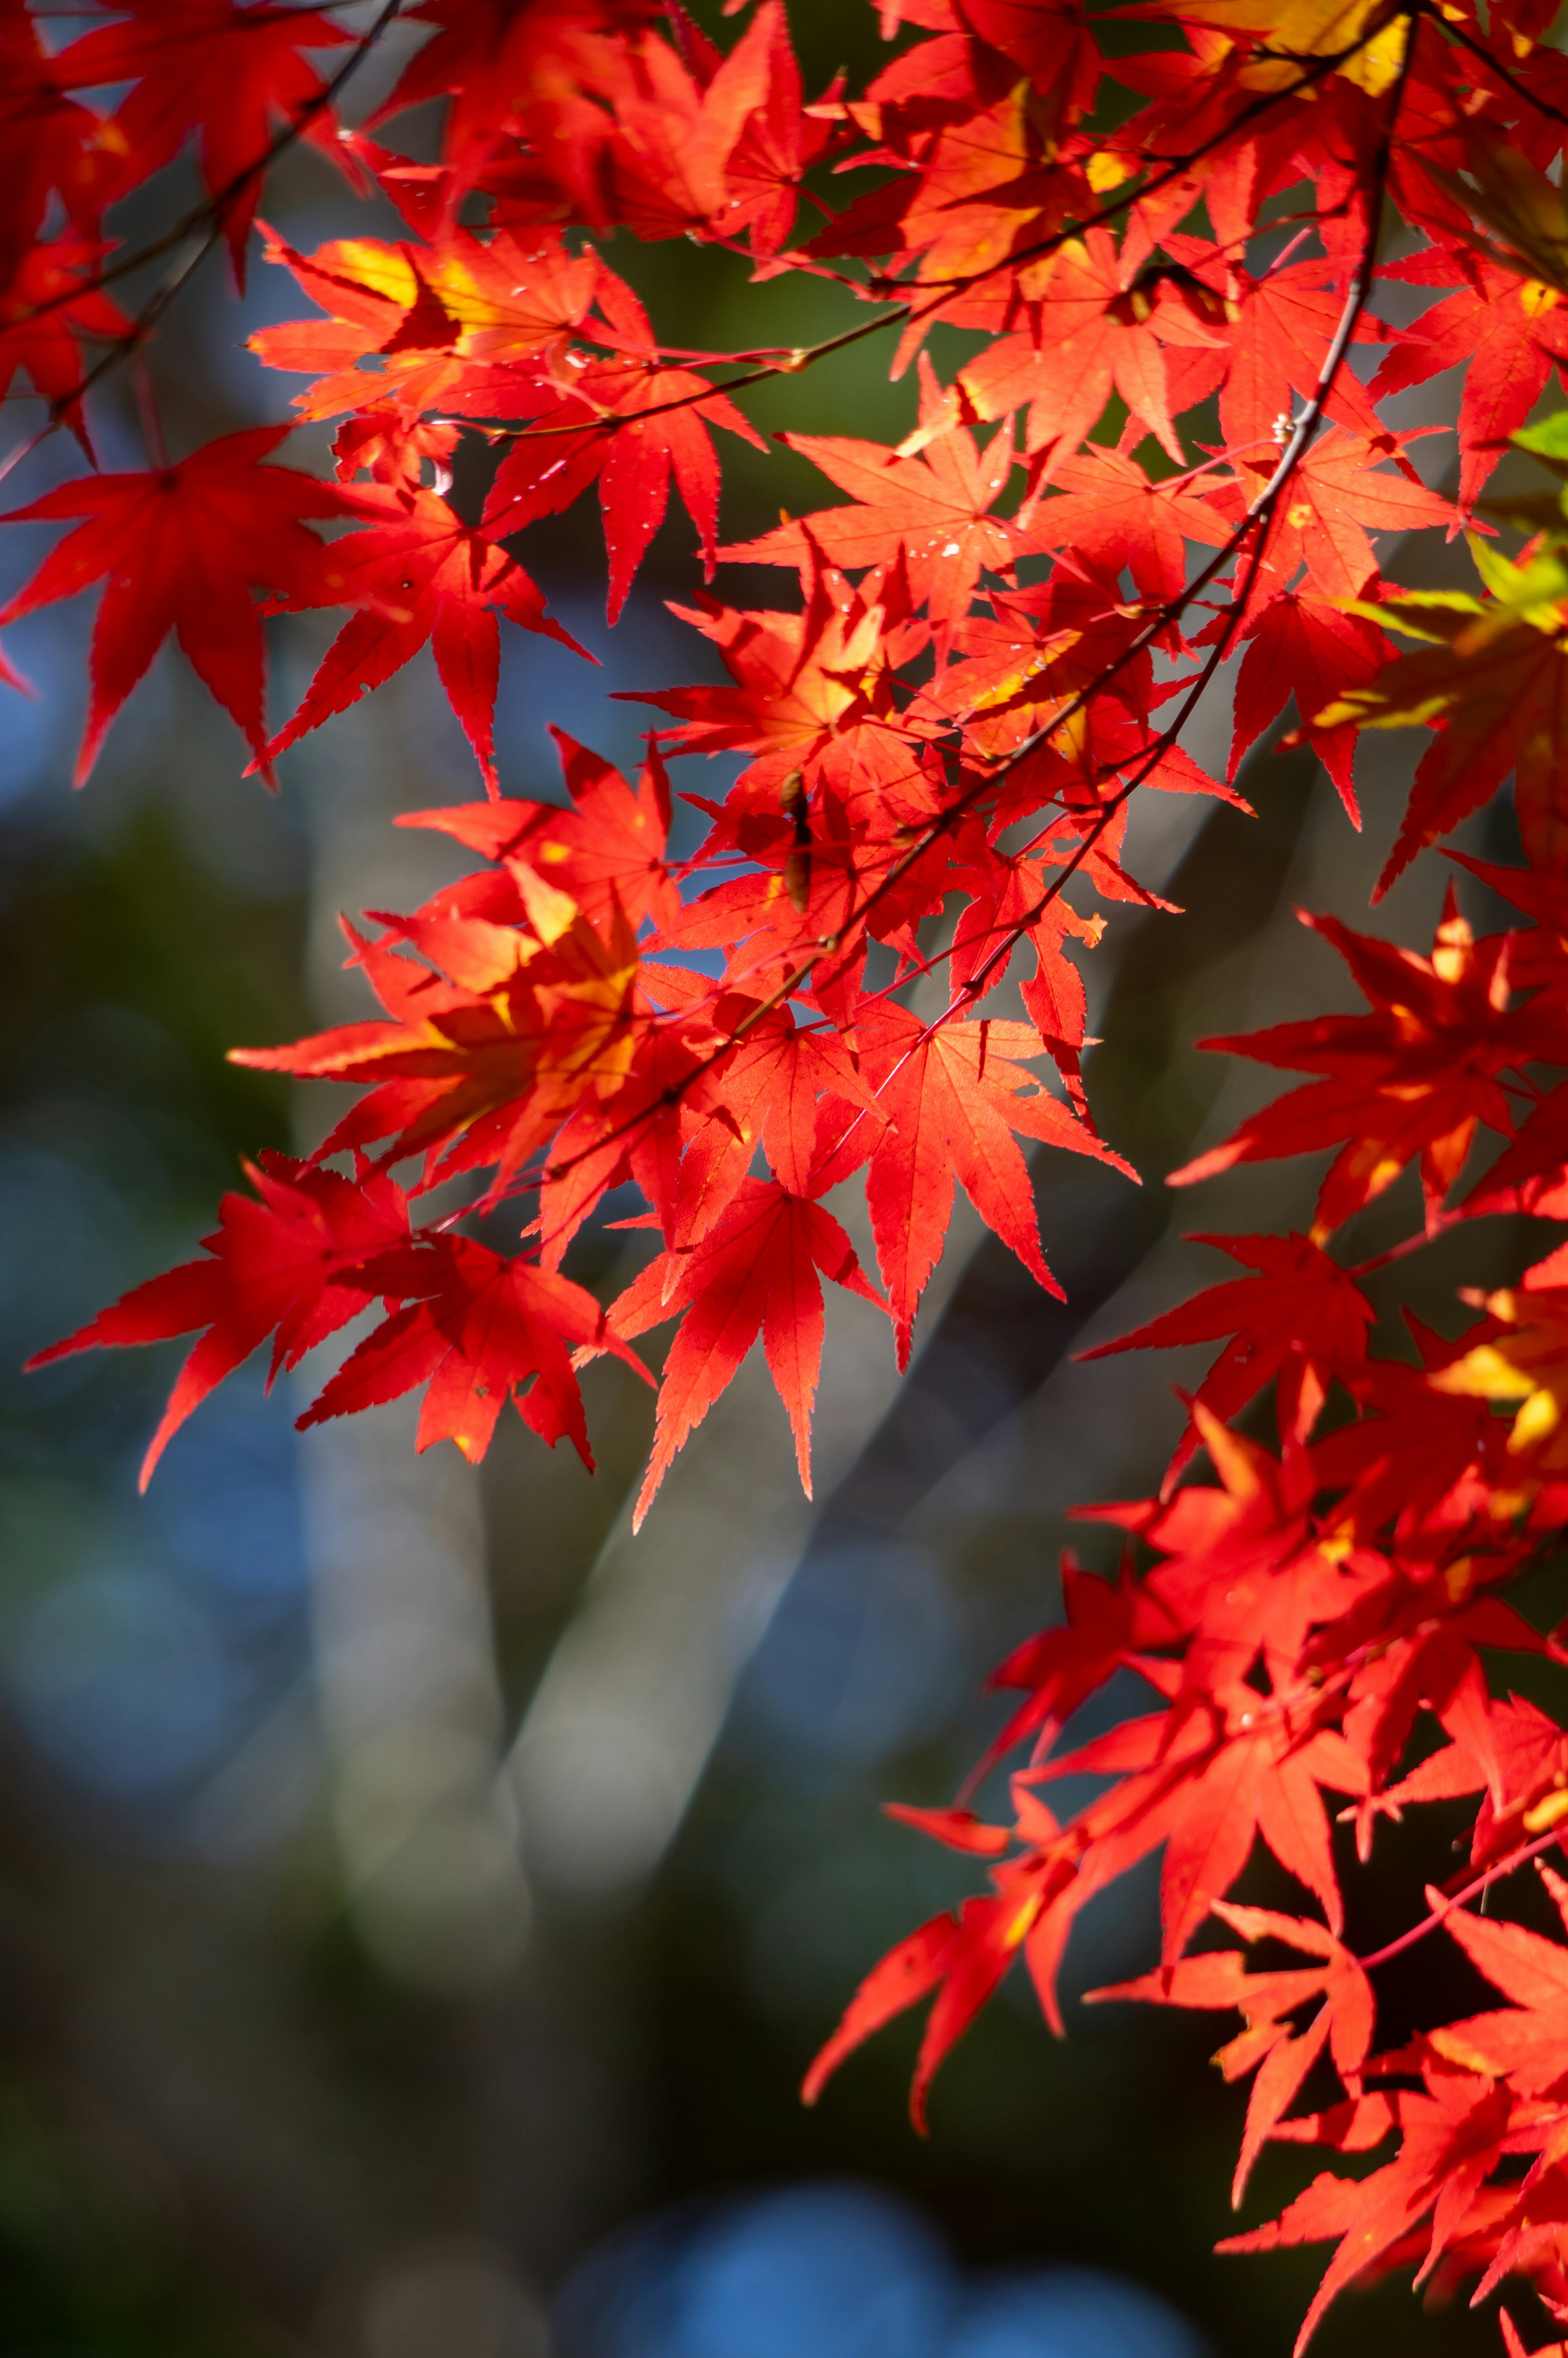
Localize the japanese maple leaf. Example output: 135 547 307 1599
581 0 809 243
978 1554 1164 1779
1434 1868 1568 2094
1025 443 1233 608
958 227 1230 471
710 0 841 256
632 564 913 801
839 1004 1135 1365
1368 254 1568 508
397 727 681 937
1374 1697 1568 1874
0 232 129 458
1219 2064 1515 2355
1228 591 1390 822
0 423 356 781
369 0 656 218
802 1888 1034 2130
1205 250 1396 457
1082 1231 1374 1487
233 876 640 1197
1316 567 1568 893
1082 1406 1377 1692
666 994 883 1250
606 1174 886 1525
249 223 599 423
1431 1268 1568 1473
297 1232 648 1469
722 389 1029 650
1091 1904 1375 2204
261 481 588 790
478 271 765 622
1218 428 1454 603
27 1151 410 1486
0 7 117 278
1169 898 1525 1238
811 76 1076 331
55 0 353 276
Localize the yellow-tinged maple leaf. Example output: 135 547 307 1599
1315 551 1568 894
1170 0 1402 63
1431 1254 1568 1469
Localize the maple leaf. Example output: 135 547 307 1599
958 226 1229 469
1219 2066 1516 2355
478 269 766 621
297 1231 648 1469
721 370 1031 651
605 1175 887 1525
1430 1260 1568 1472
260 481 589 790
1228 591 1390 823
55 0 353 277
1024 442 1233 609
668 993 882 1250
1368 254 1568 509
1168 898 1525 1238
1169 0 1403 62
1081 1231 1374 1487
396 727 681 937
1215 428 1454 604
802 1891 1032 2131
631 559 916 804
0 232 130 458
840 1003 1136 1365
369 0 663 220
0 424 356 781
27 1151 410 1486
0 7 119 279
231 866 641 1200
1090 1903 1376 2206
249 222 600 423
1207 250 1397 458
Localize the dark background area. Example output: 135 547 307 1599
0 6 1560 2355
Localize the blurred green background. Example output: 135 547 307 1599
0 6 1557 2356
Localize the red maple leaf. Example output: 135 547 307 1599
1229 590 1391 822
1091 1903 1376 2205
1024 441 1233 608
261 481 589 789
27 1151 411 1486
1081 1231 1375 1488
478 269 766 621
0 423 356 780
722 367 1032 650
1216 429 1454 603
1169 898 1530 1238
0 231 128 459
298 1231 649 1469
396 727 681 937
843 1004 1135 1364
606 1173 887 1525
55 0 354 275
1368 252 1568 509
0 7 118 279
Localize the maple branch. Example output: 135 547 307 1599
0 0 407 479
453 32 1385 457
1434 12 1568 131
812 22 1420 1032
1356 1826 1568 1973
522 36 1421 1234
